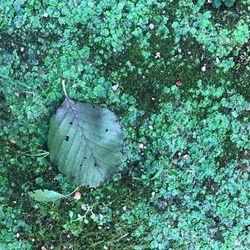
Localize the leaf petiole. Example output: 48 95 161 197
61 79 68 97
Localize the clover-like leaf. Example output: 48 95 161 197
48 98 123 187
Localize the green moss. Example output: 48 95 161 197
0 0 249 249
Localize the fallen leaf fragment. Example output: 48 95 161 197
9 140 16 144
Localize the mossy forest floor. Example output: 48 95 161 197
0 1 250 249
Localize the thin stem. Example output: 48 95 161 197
64 186 80 198
62 79 68 97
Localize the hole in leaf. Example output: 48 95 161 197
65 136 69 141
84 157 87 160
105 129 109 132
69 122 73 125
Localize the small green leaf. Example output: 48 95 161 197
28 189 65 202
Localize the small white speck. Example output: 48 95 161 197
216 57 220 63
139 143 144 149
148 125 153 129
149 23 155 30
155 52 161 58
151 192 155 196
188 51 191 54
112 84 119 91
149 23 155 29
43 13 48 18
178 48 182 53
181 229 184 237
20 47 24 52
183 154 190 160
201 65 206 72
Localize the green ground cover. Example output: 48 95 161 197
0 0 249 249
